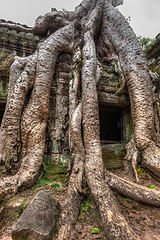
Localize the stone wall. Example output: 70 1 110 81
147 34 160 74
0 20 40 57
0 53 15 122
0 24 132 168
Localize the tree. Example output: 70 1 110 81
1 0 160 239
137 35 156 52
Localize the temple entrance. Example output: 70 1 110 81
0 105 5 125
99 106 123 144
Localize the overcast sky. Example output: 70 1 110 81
0 0 159 38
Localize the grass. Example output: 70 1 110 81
18 199 26 215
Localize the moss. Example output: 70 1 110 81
126 123 132 143
102 144 126 169
0 81 8 97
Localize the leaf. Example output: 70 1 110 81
91 228 100 234
148 185 156 190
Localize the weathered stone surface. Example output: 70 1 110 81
6 196 24 210
97 62 124 93
102 143 126 169
147 34 160 73
98 91 129 107
0 20 40 57
11 190 60 240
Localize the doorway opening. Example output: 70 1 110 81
99 106 123 144
0 105 5 125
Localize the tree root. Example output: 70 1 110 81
1 1 160 240
0 53 37 170
124 135 139 182
82 30 138 240
0 23 82 195
105 170 160 207
142 143 160 179
57 104 85 239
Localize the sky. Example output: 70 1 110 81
0 0 159 38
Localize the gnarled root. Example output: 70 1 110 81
105 170 160 207
142 143 160 180
57 103 85 239
0 22 82 195
82 30 138 240
124 135 139 182
0 53 37 170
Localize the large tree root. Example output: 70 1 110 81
0 53 37 170
105 170 160 207
1 1 160 239
82 30 138 240
0 22 82 195
102 2 160 179
57 104 85 239
124 135 139 182
57 48 85 238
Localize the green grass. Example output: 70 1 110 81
18 199 26 215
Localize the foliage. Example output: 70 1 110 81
79 202 85 214
62 8 66 12
18 199 26 215
79 200 91 214
51 183 60 188
148 185 156 190
85 200 90 210
151 67 160 75
125 16 131 24
91 227 100 234
137 166 146 176
137 36 156 52
39 158 50 180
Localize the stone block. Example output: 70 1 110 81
12 190 60 240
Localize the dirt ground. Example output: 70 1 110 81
1 165 160 240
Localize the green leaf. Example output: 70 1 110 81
91 228 100 234
148 185 156 190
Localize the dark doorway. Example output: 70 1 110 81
99 106 123 143
0 105 5 125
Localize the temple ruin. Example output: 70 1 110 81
0 18 159 169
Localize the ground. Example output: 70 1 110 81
1 163 160 240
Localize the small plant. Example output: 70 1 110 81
85 200 90 210
137 166 146 176
19 199 26 215
62 8 66 12
120 197 124 203
79 203 85 214
91 227 100 234
51 183 60 189
61 183 67 187
148 185 156 190
15 214 19 221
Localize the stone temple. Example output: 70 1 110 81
0 17 160 169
